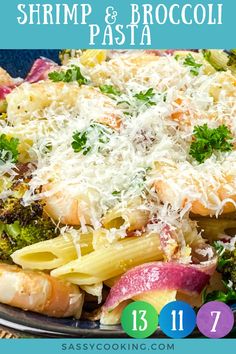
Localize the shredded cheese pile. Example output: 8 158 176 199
1 50 236 236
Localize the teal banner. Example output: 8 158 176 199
0 339 236 354
0 0 234 49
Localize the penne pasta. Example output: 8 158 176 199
195 217 236 242
51 233 163 285
174 50 216 75
202 50 236 75
102 199 150 232
80 282 103 300
11 232 94 270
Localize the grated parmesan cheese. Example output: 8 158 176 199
1 51 236 250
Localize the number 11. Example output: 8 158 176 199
171 310 184 331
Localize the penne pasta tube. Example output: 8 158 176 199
80 282 103 300
51 232 163 285
102 200 150 232
11 232 93 270
92 228 113 250
202 50 236 75
174 50 216 75
196 217 236 241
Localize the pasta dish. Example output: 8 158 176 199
0 49 236 324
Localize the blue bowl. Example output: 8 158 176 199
0 302 235 338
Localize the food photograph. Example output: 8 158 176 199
0 49 236 338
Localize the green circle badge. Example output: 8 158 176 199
121 301 158 338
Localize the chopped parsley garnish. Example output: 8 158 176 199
174 54 180 61
163 92 167 102
0 134 19 163
183 54 202 76
72 124 111 155
213 242 231 270
112 190 121 196
189 124 233 164
48 66 87 85
134 88 156 106
99 85 121 97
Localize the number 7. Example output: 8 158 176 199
210 311 221 332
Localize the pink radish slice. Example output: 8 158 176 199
0 85 13 100
103 260 216 311
147 50 176 55
25 58 57 83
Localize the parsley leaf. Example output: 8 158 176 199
134 88 156 106
72 131 90 155
189 124 233 164
174 54 180 61
0 134 19 164
72 124 111 155
213 241 232 270
183 54 202 76
112 190 121 196
99 85 121 97
48 66 87 85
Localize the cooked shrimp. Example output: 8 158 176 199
88 52 160 86
155 161 236 216
6 82 122 129
170 98 192 125
0 263 84 318
43 183 96 226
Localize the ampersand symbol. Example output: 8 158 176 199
105 6 118 25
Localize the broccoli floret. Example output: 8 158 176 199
0 194 59 261
216 245 236 288
0 218 58 262
203 287 236 304
0 197 43 226
0 223 16 261
203 240 236 304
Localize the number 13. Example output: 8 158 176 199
132 310 148 331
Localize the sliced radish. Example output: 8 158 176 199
26 57 57 83
103 260 216 311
